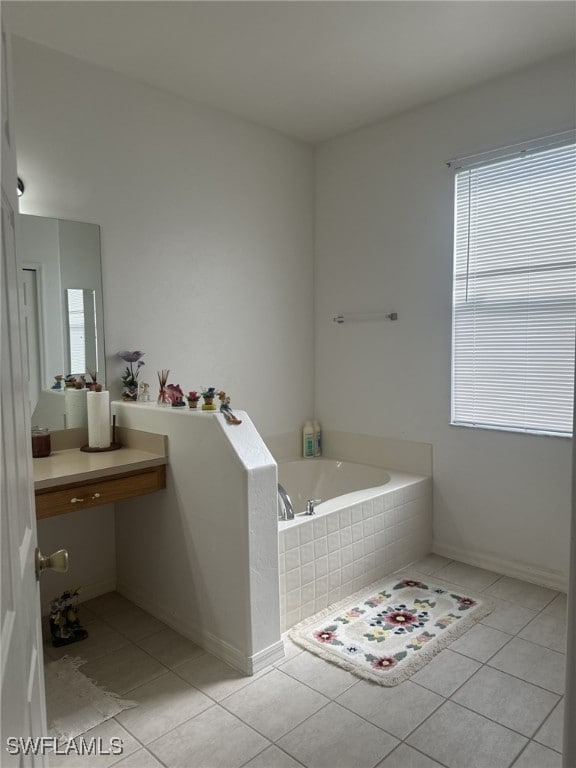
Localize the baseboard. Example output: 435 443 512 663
41 578 117 616
117 581 284 675
433 541 568 593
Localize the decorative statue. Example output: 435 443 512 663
218 391 242 425
49 588 88 647
166 383 186 407
117 350 146 401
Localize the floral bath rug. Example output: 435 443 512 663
289 576 494 686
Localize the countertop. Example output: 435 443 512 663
33 447 167 490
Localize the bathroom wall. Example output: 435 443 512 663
37 505 116 614
12 36 315 438
315 52 576 590
12 35 314 610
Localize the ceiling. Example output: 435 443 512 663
6 1 576 143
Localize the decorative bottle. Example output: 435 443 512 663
313 420 322 457
302 420 314 458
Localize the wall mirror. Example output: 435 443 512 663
17 213 105 429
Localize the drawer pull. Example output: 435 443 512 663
92 493 101 500
70 497 85 503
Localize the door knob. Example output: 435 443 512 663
35 548 69 580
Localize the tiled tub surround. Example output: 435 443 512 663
278 469 432 631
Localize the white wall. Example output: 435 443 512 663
37 505 116 615
315 53 576 589
13 36 315 438
112 403 281 674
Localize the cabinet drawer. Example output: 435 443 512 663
35 465 166 519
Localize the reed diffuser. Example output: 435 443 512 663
157 369 170 405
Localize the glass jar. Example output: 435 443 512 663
31 427 51 458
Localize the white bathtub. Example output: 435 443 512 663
278 459 390 517
277 458 432 631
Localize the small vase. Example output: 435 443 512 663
157 388 170 406
122 387 138 401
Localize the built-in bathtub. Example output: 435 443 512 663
278 459 432 632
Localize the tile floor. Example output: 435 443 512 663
42 556 568 768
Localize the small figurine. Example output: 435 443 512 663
166 383 186 407
138 381 151 402
201 387 217 411
187 391 201 409
218 391 242 425
52 375 64 390
49 588 88 647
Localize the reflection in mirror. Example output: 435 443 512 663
66 288 98 377
16 214 105 429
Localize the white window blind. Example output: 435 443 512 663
451 140 576 436
67 288 86 375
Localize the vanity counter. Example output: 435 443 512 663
34 447 166 490
34 428 168 519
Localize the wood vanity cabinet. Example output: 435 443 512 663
35 465 166 519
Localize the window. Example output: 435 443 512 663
451 137 576 436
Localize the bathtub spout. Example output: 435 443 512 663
278 483 294 521
305 499 322 515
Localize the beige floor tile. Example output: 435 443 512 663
46 719 140 768
485 577 559 612
112 749 165 768
409 648 481 697
116 670 213 744
81 644 166 696
542 593 567 619
243 745 304 768
452 666 560 737
278 646 357 698
512 742 562 768
148 705 269 768
337 679 443 740
221 668 328 741
136 626 206 668
81 593 136 619
277 702 399 768
480 599 539 635
376 744 445 767
517 612 567 653
534 700 564 752
488 638 565 694
173 652 265 701
447 622 511 662
407 701 527 768
433 562 501 591
103 607 167 642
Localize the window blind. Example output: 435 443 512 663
67 288 86 375
451 141 576 436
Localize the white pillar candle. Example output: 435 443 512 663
87 390 110 449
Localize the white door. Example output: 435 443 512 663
0 12 48 767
